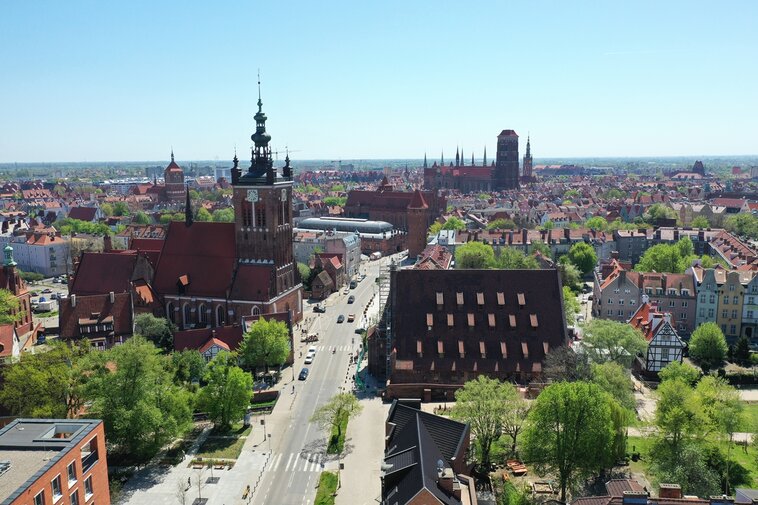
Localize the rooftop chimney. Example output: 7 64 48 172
709 496 735 505
71 294 76 307
436 465 461 500
109 291 115 303
659 484 682 499
622 491 648 505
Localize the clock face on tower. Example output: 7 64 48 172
246 189 259 203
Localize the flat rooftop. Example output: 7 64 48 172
0 419 101 505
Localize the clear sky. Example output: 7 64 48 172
1 1 757 163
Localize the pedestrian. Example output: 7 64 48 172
187 477 191 487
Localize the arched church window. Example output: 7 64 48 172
183 303 192 328
216 305 225 326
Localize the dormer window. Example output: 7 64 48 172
517 293 526 307
521 342 529 358
508 314 517 328
488 313 496 328
447 314 454 327
436 292 444 306
497 292 505 305
458 340 465 358
530 314 539 328
467 313 475 327
476 292 484 306
426 313 434 329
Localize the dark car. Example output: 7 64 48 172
313 304 326 313
298 368 310 381
337 314 345 323
42 288 53 294
347 295 355 304
349 280 357 289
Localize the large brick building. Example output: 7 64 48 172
0 419 110 505
370 267 568 400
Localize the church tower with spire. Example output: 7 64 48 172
164 150 185 202
522 135 533 180
231 79 298 299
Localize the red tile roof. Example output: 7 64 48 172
152 221 236 298
173 325 244 352
229 263 275 301
71 252 138 295
58 292 133 340
68 207 97 221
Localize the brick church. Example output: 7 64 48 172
60 90 303 348
423 130 528 192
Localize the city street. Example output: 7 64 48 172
249 256 388 505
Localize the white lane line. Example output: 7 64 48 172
301 452 311 472
285 452 295 472
271 453 282 471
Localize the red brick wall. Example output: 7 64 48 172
9 422 110 505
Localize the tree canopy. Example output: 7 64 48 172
132 211 151 225
197 352 253 431
566 242 597 275
455 242 495 269
635 237 721 273
134 313 175 351
580 319 648 367
688 322 728 370
590 362 635 411
585 216 608 231
495 247 539 269
239 317 291 371
563 286 580 326
522 381 615 502
658 361 700 385
195 207 212 222
543 346 592 382
487 218 517 230
212 208 235 222
309 393 362 455
0 289 21 325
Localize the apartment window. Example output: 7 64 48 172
707 283 713 290
35 491 45 505
710 295 716 304
80 437 99 473
730 284 736 292
51 475 62 502
682 301 688 307
733 296 739 305
682 289 690 296
708 308 714 318
630 300 637 306
722 310 728 318
67 461 77 486
70 491 80 505
749 297 755 305
731 324 737 335
669 300 676 307
607 309 613 316
699 309 705 317
624 289 631 294
84 477 93 499
614 289 620 294
722 324 727 333
619 299 624 306
700 294 706 303
748 310 754 319
732 310 738 319
617 309 624 316
680 312 687 319
661 348 670 362
645 288 653 295
723 296 730 305
668 289 677 295
656 288 663 295
607 298 613 304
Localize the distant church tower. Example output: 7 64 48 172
522 135 533 179
494 130 519 190
164 150 185 201
231 82 297 298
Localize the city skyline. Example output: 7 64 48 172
1 1 757 163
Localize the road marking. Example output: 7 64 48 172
285 452 295 472
272 453 283 471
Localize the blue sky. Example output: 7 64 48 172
1 1 756 162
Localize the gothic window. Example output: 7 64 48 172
256 204 266 228
251 306 261 316
242 201 252 227
183 303 191 328
216 305 225 326
198 304 207 324
167 302 176 324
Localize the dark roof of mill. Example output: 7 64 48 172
391 268 567 375
152 221 236 298
383 401 469 505
68 206 98 221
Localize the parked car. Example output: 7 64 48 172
337 315 345 323
347 314 355 323
350 280 357 289
298 368 310 380
304 354 314 364
347 295 355 304
308 346 317 355
313 304 326 313
42 288 53 294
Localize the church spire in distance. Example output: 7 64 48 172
483 146 487 166
423 153 427 169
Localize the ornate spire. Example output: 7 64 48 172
483 146 487 166
455 147 460 167
423 153 427 169
171 148 174 163
3 244 16 267
441 150 444 165
472 152 475 166
283 146 292 178
185 183 193 227
526 135 531 157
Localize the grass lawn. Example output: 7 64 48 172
34 310 58 317
211 420 252 437
326 412 349 455
627 435 656 483
744 403 758 432
196 435 247 460
314 471 338 505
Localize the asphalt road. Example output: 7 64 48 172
251 257 385 505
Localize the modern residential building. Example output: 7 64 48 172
0 233 70 277
0 418 109 505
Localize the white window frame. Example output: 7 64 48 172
51 474 63 503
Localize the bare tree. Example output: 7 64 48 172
175 479 188 505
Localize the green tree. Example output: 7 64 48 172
195 207 212 222
159 213 173 224
496 247 539 269
486 218 516 230
100 203 114 217
691 216 710 228
0 342 90 418
134 313 175 351
581 319 647 367
297 262 314 289
197 352 253 431
566 242 597 275
85 337 193 461
655 378 705 451
651 440 720 497
689 322 728 370
522 382 614 502
113 201 130 216
330 184 345 193
455 242 495 269
733 335 751 365
644 203 677 224
309 393 363 454
427 221 442 237
558 258 582 292
563 286 580 326
171 349 206 384
133 211 151 225
591 362 635 411
658 361 700 385
0 289 21 325
530 240 551 258
542 220 554 231
239 317 291 372
543 346 592 382
442 216 466 231
585 216 608 231
450 377 513 468
634 243 684 273
212 208 235 222
724 213 758 239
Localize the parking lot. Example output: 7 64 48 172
27 277 69 334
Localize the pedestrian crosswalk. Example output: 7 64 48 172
266 452 326 473
312 345 354 352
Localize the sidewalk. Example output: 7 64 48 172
335 396 388 505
